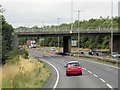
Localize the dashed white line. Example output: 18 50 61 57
86 60 119 69
100 78 106 83
67 56 119 69
41 59 59 88
88 71 92 74
82 67 87 70
38 56 114 89
106 83 113 89
93 74 98 78
67 56 115 89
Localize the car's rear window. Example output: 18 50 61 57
68 62 80 67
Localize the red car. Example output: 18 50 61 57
65 61 82 76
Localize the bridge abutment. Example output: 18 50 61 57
63 36 71 54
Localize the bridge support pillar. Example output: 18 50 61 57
13 35 19 49
113 35 120 53
63 36 71 54
110 35 120 53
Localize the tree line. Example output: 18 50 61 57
18 16 119 50
1 5 120 64
1 14 14 64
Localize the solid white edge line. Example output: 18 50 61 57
86 60 119 69
106 83 113 89
100 78 106 83
41 59 59 88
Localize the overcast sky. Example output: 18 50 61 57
0 0 119 28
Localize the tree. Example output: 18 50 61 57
2 15 14 64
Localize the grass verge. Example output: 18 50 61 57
1 56 51 88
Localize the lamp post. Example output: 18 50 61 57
111 0 113 54
57 18 60 52
71 0 73 32
74 10 83 51
77 11 80 50
42 21 45 47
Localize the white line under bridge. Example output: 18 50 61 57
14 28 120 53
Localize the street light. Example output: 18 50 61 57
111 0 113 54
57 18 60 51
74 10 83 51
42 21 45 31
71 0 73 32
42 21 45 47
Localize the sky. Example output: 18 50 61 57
0 0 120 28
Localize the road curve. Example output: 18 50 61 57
28 50 119 89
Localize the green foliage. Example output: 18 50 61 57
6 55 19 65
18 16 119 50
19 48 29 59
5 49 19 64
2 15 14 64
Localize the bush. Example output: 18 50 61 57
20 48 29 59
5 49 19 64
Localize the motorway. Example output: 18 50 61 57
28 49 119 89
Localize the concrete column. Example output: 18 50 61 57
113 35 120 53
110 35 120 53
63 36 71 54
13 35 19 49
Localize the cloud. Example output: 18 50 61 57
0 0 119 27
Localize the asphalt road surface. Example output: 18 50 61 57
28 50 119 89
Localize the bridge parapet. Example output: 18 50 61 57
14 28 120 34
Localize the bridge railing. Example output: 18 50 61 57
14 28 120 33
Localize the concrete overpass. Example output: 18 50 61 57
14 28 120 54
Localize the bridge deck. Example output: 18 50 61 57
14 28 120 36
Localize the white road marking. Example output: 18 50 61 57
35 54 114 89
106 83 113 89
88 71 92 74
67 56 119 69
100 78 106 83
67 56 116 89
41 59 59 88
86 60 119 69
93 74 98 77
82 67 87 70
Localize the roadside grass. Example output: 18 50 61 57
0 66 2 89
2 56 51 88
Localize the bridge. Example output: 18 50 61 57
14 28 120 53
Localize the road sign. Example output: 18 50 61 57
71 40 77 47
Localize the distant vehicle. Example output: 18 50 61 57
55 50 58 53
88 49 99 56
76 49 84 54
26 40 36 48
110 52 120 58
18 45 22 50
50 47 56 51
65 61 82 76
